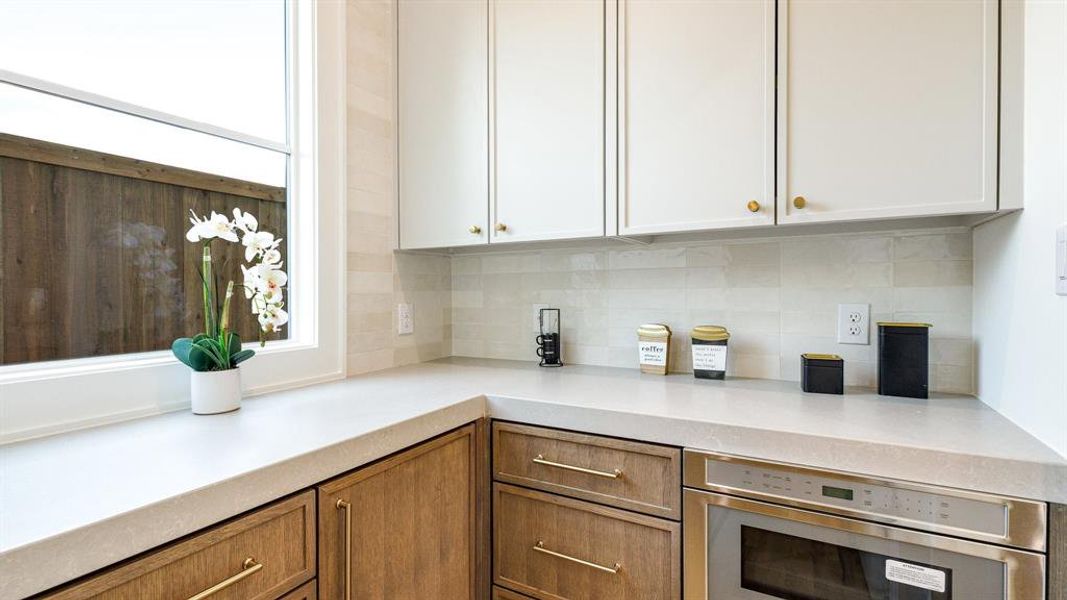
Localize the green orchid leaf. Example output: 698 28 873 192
172 337 214 371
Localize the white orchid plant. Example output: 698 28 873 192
171 209 288 372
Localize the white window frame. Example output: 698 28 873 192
0 0 346 443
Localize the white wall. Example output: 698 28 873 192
973 0 1067 456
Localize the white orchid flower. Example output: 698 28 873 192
253 263 288 295
185 210 238 243
262 248 283 266
231 208 258 233
242 230 277 262
257 304 289 332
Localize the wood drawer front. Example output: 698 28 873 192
492 422 681 519
278 580 316 600
42 491 315 600
493 585 534 599
493 483 680 600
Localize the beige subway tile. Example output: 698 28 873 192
782 236 892 264
348 252 393 273
542 251 607 271
891 311 971 338
482 253 541 274
346 349 395 376
610 288 686 310
686 245 729 267
348 310 392 334
894 233 972 261
608 268 686 289
781 262 892 288
451 255 482 275
931 364 974 395
893 261 973 287
609 247 686 270
724 242 782 265
451 290 484 309
725 264 781 287
893 287 972 313
930 338 973 367
729 355 781 379
685 267 728 288
347 271 393 294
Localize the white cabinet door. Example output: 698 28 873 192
491 0 606 243
778 0 998 224
398 0 488 249
619 0 774 235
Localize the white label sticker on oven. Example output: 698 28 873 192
692 344 727 371
885 560 946 593
638 341 668 366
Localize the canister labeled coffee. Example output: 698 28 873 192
637 323 671 375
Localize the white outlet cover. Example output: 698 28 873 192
398 303 414 335
837 303 870 345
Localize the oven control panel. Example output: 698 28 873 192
704 457 1008 538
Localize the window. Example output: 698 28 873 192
0 1 346 442
0 1 289 366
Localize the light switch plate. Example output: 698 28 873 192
398 303 413 335
837 303 870 345
1057 223 1067 296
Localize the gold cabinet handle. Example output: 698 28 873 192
533 540 621 574
336 499 352 600
747 200 761 213
186 558 263 600
495 223 508 232
793 196 807 209
533 454 622 479
469 225 482 234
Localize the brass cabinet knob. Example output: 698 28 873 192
793 196 807 209
468 225 482 234
746 200 761 213
495 223 508 232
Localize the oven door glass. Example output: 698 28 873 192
705 503 1007 600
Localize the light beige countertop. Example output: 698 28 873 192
2 357 1065 599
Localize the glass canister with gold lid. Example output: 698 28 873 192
691 325 730 379
637 323 671 375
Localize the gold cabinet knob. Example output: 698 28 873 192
495 223 508 232
793 196 807 209
746 200 761 213
468 225 482 234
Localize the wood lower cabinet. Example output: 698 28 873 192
279 580 317 600
493 483 681 600
493 585 534 600
40 492 316 600
317 425 480 600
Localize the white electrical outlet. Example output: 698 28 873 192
532 304 549 332
398 303 414 335
837 303 870 345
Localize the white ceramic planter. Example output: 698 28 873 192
190 369 242 415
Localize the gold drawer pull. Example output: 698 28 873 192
337 499 353 600
534 540 621 574
533 454 622 479
186 557 263 600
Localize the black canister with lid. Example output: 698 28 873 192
801 353 844 395
877 322 932 398
691 325 729 380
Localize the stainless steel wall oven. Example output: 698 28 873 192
683 450 1047 599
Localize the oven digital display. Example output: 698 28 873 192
822 485 854 501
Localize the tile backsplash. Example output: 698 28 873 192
449 229 974 394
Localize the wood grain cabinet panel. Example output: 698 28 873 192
40 492 315 600
279 580 317 600
493 422 681 519
493 585 534 600
493 483 681 600
317 425 478 600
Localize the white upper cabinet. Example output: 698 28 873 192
398 0 489 249
619 0 774 235
778 0 999 224
491 0 608 243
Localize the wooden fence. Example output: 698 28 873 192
0 133 287 365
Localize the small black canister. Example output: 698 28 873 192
801 354 844 395
691 325 729 380
877 322 932 398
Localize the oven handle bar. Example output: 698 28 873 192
682 489 1046 600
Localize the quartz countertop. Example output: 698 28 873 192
3 357 1065 599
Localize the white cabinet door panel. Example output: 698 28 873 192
778 0 998 223
399 0 488 249
491 0 605 243
620 0 774 235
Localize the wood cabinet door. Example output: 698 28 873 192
778 0 998 224
490 0 607 243
398 0 489 249
317 425 478 600
619 0 774 235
